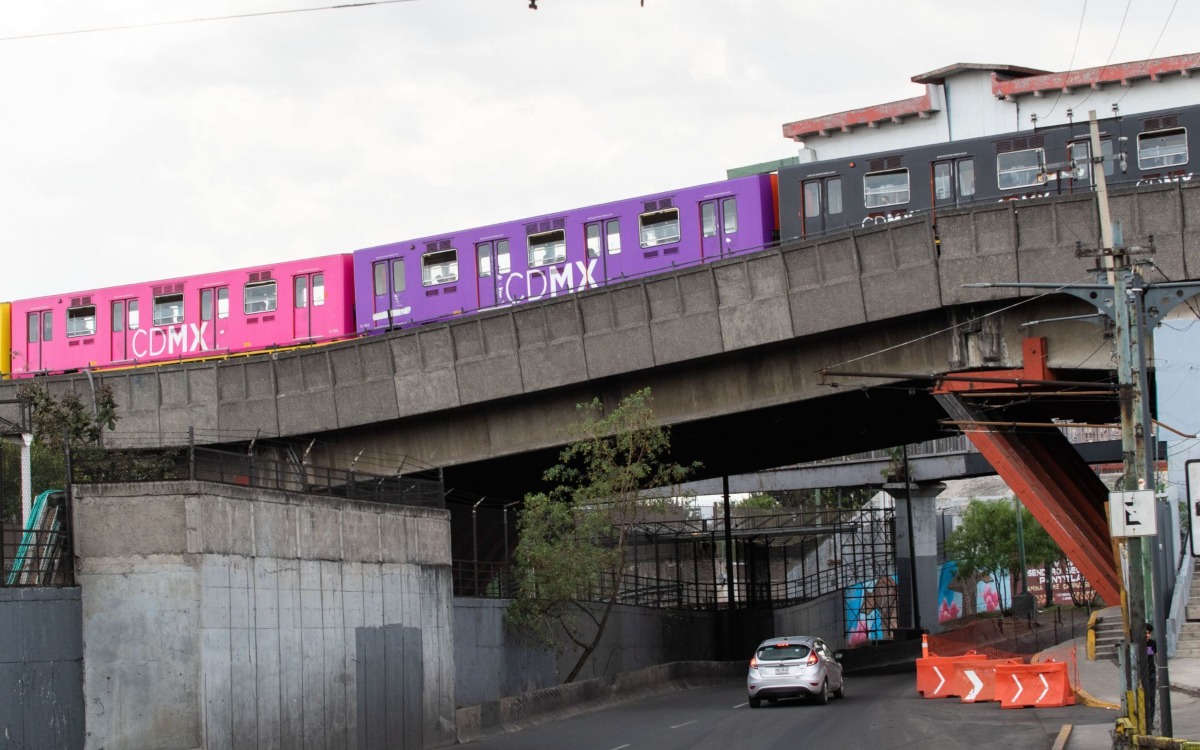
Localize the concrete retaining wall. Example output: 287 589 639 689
0 587 84 749
74 481 455 750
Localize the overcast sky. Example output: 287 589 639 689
2 0 1197 301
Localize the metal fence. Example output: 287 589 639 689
1 490 74 587
67 444 445 509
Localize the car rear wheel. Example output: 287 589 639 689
748 696 762 708
833 679 845 700
816 679 829 705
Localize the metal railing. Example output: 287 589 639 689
1 490 74 587
66 444 445 509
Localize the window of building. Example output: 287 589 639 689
702 203 718 237
827 179 843 214
153 294 184 326
244 281 278 315
996 148 1045 189
528 229 566 268
640 208 680 248
422 249 458 286
477 243 493 277
864 168 910 207
606 220 621 254
722 198 738 233
1138 127 1187 170
959 160 976 197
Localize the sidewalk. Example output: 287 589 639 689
1036 607 1200 749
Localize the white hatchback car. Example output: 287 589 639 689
746 635 845 707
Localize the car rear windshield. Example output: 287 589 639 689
757 644 811 662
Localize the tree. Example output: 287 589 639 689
945 497 1066 617
737 493 779 510
507 388 695 683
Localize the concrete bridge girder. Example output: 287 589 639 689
0 184 1196 499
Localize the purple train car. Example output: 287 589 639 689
352 174 779 333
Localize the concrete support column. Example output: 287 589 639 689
889 482 944 636
21 432 32 526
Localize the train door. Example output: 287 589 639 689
698 197 739 260
371 257 407 329
24 311 50 372
111 300 128 362
198 285 228 351
476 242 498 309
799 176 842 238
584 222 615 282
292 272 323 340
932 158 976 209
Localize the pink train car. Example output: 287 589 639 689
8 254 355 376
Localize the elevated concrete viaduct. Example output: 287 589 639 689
3 182 1198 604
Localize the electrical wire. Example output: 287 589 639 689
0 0 421 43
1036 0 1089 122
1072 0 1134 112
1112 0 1182 109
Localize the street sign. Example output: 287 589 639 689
1188 461 1200 556
1108 489 1158 537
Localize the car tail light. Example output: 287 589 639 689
807 652 819 666
750 656 759 669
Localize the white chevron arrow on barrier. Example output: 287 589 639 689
964 669 984 701
1011 673 1024 702
933 666 946 694
1038 674 1050 703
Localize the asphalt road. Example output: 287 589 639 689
452 672 1119 750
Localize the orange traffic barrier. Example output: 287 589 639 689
922 633 928 658
952 658 1021 703
916 651 991 698
995 661 1074 708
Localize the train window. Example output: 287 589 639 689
864 169 910 207
42 312 52 342
293 277 307 309
373 262 387 295
934 163 953 199
528 229 567 268
497 240 511 272
1068 142 1091 181
313 274 325 306
959 160 976 197
827 180 842 214
477 243 493 277
153 294 184 326
244 281 278 315
702 203 718 237
803 182 820 217
128 300 139 329
67 306 96 337
640 209 680 248
723 198 738 233
1102 140 1115 176
1138 128 1187 170
996 149 1045 189
27 313 38 344
217 288 229 319
586 225 603 257
202 289 215 320
112 301 124 333
606 220 621 254
391 259 405 293
422 249 459 286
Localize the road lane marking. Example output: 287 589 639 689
608 745 631 750
670 721 697 729
734 702 748 708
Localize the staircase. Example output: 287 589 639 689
1093 609 1125 663
1179 559 1200 659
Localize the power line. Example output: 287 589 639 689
0 0 421 43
